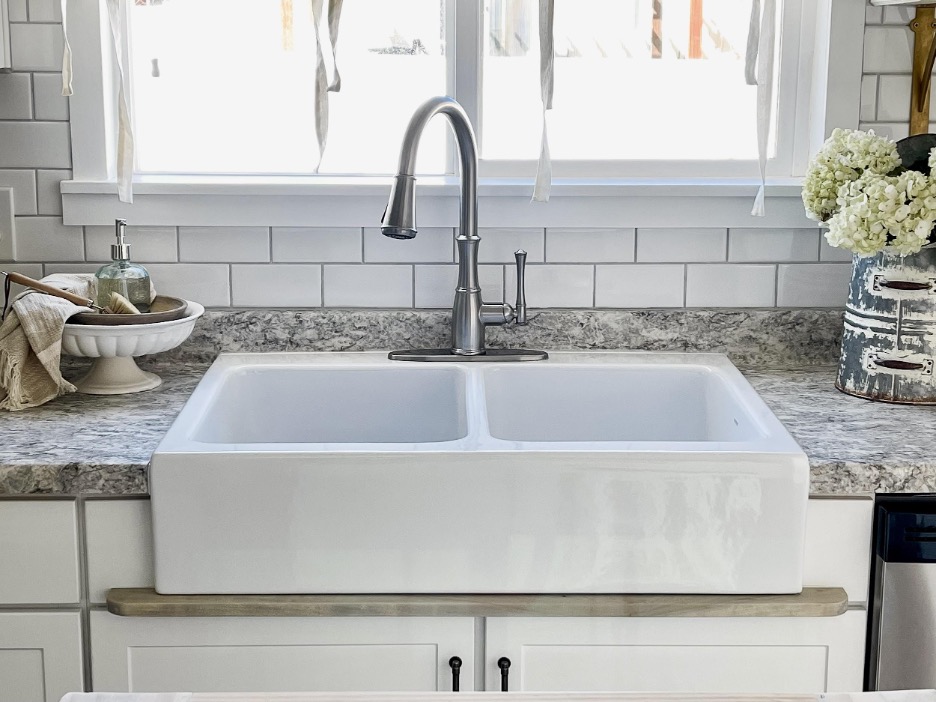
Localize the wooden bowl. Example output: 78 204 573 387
69 295 189 325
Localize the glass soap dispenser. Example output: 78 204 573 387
94 219 152 313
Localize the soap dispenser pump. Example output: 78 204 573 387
94 219 152 312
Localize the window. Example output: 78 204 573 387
129 0 450 175
122 0 793 178
63 0 861 227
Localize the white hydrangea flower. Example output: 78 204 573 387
802 128 900 223
825 171 935 257
929 146 936 174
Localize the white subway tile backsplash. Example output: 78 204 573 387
42 262 99 275
4 264 43 297
777 264 851 307
0 122 70 168
143 264 231 307
637 228 727 263
272 227 361 263
857 122 910 141
232 264 322 307
877 75 936 121
686 264 776 308
882 6 915 25
728 229 820 263
27 0 62 22
876 76 910 123
0 73 32 119
32 73 69 121
415 264 503 308
595 265 685 308
546 228 635 263
86 225 177 263
863 26 912 74
860 75 877 122
180 226 269 263
10 23 63 71
505 264 594 308
0 170 38 215
364 227 453 263
36 169 68 216
323 265 412 307
13 216 82 261
478 228 545 263
820 238 855 263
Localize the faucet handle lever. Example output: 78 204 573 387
514 249 528 325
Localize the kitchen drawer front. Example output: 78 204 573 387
90 612 475 693
0 611 84 702
803 496 874 603
0 500 79 604
486 612 866 693
85 498 155 603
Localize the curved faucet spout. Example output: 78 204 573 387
380 96 478 244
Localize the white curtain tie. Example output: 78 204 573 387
746 0 777 217
105 0 135 204
310 0 343 173
60 0 73 96
532 0 555 203
327 0 344 92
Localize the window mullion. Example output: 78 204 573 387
453 0 482 175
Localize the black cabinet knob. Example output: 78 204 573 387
498 656 511 692
449 656 462 692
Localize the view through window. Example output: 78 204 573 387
128 0 779 176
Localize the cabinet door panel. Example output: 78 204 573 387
0 612 84 702
487 613 865 693
0 500 79 603
0 649 45 702
518 644 827 693
91 612 474 693
126 644 439 692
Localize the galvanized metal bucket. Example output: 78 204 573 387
837 245 936 404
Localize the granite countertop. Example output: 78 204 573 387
2 356 936 497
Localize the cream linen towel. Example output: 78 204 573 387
60 694 192 702
0 273 95 411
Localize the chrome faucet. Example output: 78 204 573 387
381 96 547 362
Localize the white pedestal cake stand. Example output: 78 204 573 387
61 301 205 394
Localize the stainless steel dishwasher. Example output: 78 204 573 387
866 493 936 690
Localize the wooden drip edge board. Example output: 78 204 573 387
106 587 849 618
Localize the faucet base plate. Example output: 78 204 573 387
388 348 548 362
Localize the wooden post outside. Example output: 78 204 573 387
910 6 936 136
689 0 703 59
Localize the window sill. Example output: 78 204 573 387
61 176 811 229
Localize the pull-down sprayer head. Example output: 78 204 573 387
380 174 417 240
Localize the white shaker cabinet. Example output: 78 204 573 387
0 499 80 604
0 612 84 702
485 611 867 693
90 612 476 693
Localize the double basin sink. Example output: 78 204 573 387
151 352 809 595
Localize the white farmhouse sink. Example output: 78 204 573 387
151 352 809 595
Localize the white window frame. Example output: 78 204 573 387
62 0 865 229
